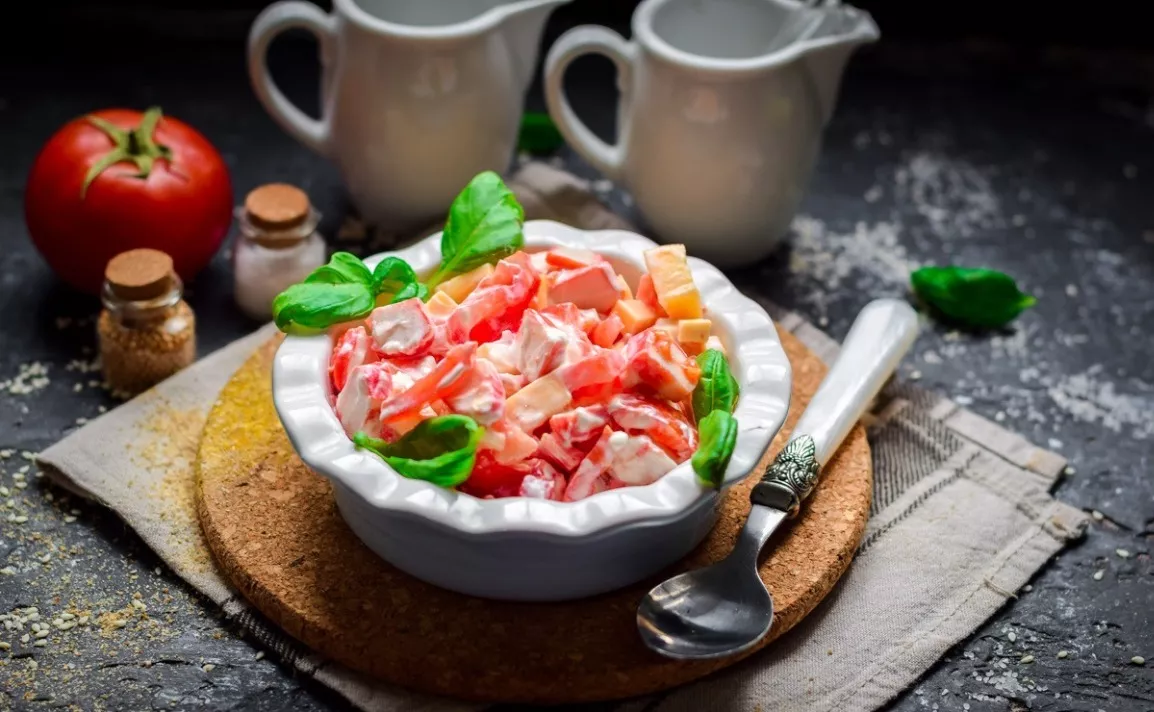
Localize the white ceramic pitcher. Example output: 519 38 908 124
249 0 570 229
545 0 878 265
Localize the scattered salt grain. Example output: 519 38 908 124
1116 549 1131 559
1057 651 1069 659
33 639 47 647
1132 656 1146 665
254 651 265 661
1 362 51 395
1091 510 1104 521
0 487 8 497
1093 570 1105 581
1020 655 1034 664
0 641 9 651
1008 631 1017 643
203 663 216 672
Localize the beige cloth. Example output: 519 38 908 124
38 163 1088 712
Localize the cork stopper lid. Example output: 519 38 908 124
105 249 175 301
244 183 310 231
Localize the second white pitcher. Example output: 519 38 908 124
545 0 878 266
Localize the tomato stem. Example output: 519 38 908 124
81 106 174 198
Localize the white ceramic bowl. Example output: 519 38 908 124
272 220 791 601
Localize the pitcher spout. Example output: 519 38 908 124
497 0 573 91
798 5 879 125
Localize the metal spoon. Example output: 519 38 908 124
638 298 919 660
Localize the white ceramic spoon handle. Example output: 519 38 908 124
751 299 919 516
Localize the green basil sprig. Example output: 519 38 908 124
911 266 1036 330
353 415 483 488
689 349 740 488
692 410 738 488
517 112 565 155
426 171 524 288
272 252 424 333
692 349 740 422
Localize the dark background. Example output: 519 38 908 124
1 1 1152 711
10 0 1154 47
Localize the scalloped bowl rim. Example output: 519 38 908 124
271 220 792 538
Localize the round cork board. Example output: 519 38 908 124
195 329 872 704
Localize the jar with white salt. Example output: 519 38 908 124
233 183 326 320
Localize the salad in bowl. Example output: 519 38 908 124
270 172 791 600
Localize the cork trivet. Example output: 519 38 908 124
196 329 871 704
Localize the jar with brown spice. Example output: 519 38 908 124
98 249 196 398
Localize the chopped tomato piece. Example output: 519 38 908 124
330 326 377 392
378 343 476 425
621 330 700 401
591 313 624 348
460 451 529 499
608 393 698 461
368 298 435 357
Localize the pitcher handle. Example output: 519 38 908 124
544 26 637 181
248 1 336 157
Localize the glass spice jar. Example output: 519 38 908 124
233 183 326 321
98 249 196 398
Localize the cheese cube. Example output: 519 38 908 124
643 244 702 319
425 290 457 319
611 299 658 335
505 374 572 432
434 262 494 303
677 318 711 345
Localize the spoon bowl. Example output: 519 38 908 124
638 504 785 659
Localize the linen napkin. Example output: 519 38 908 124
37 162 1088 712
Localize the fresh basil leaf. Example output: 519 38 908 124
353 415 483 488
371 256 421 302
392 282 430 303
427 171 524 288
304 251 373 286
911 266 1036 330
692 410 738 488
517 112 564 155
273 282 376 333
692 349 740 422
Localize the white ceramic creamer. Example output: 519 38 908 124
249 0 570 229
545 0 878 266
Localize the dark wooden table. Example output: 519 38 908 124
1 20 1152 712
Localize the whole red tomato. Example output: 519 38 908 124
24 107 233 294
